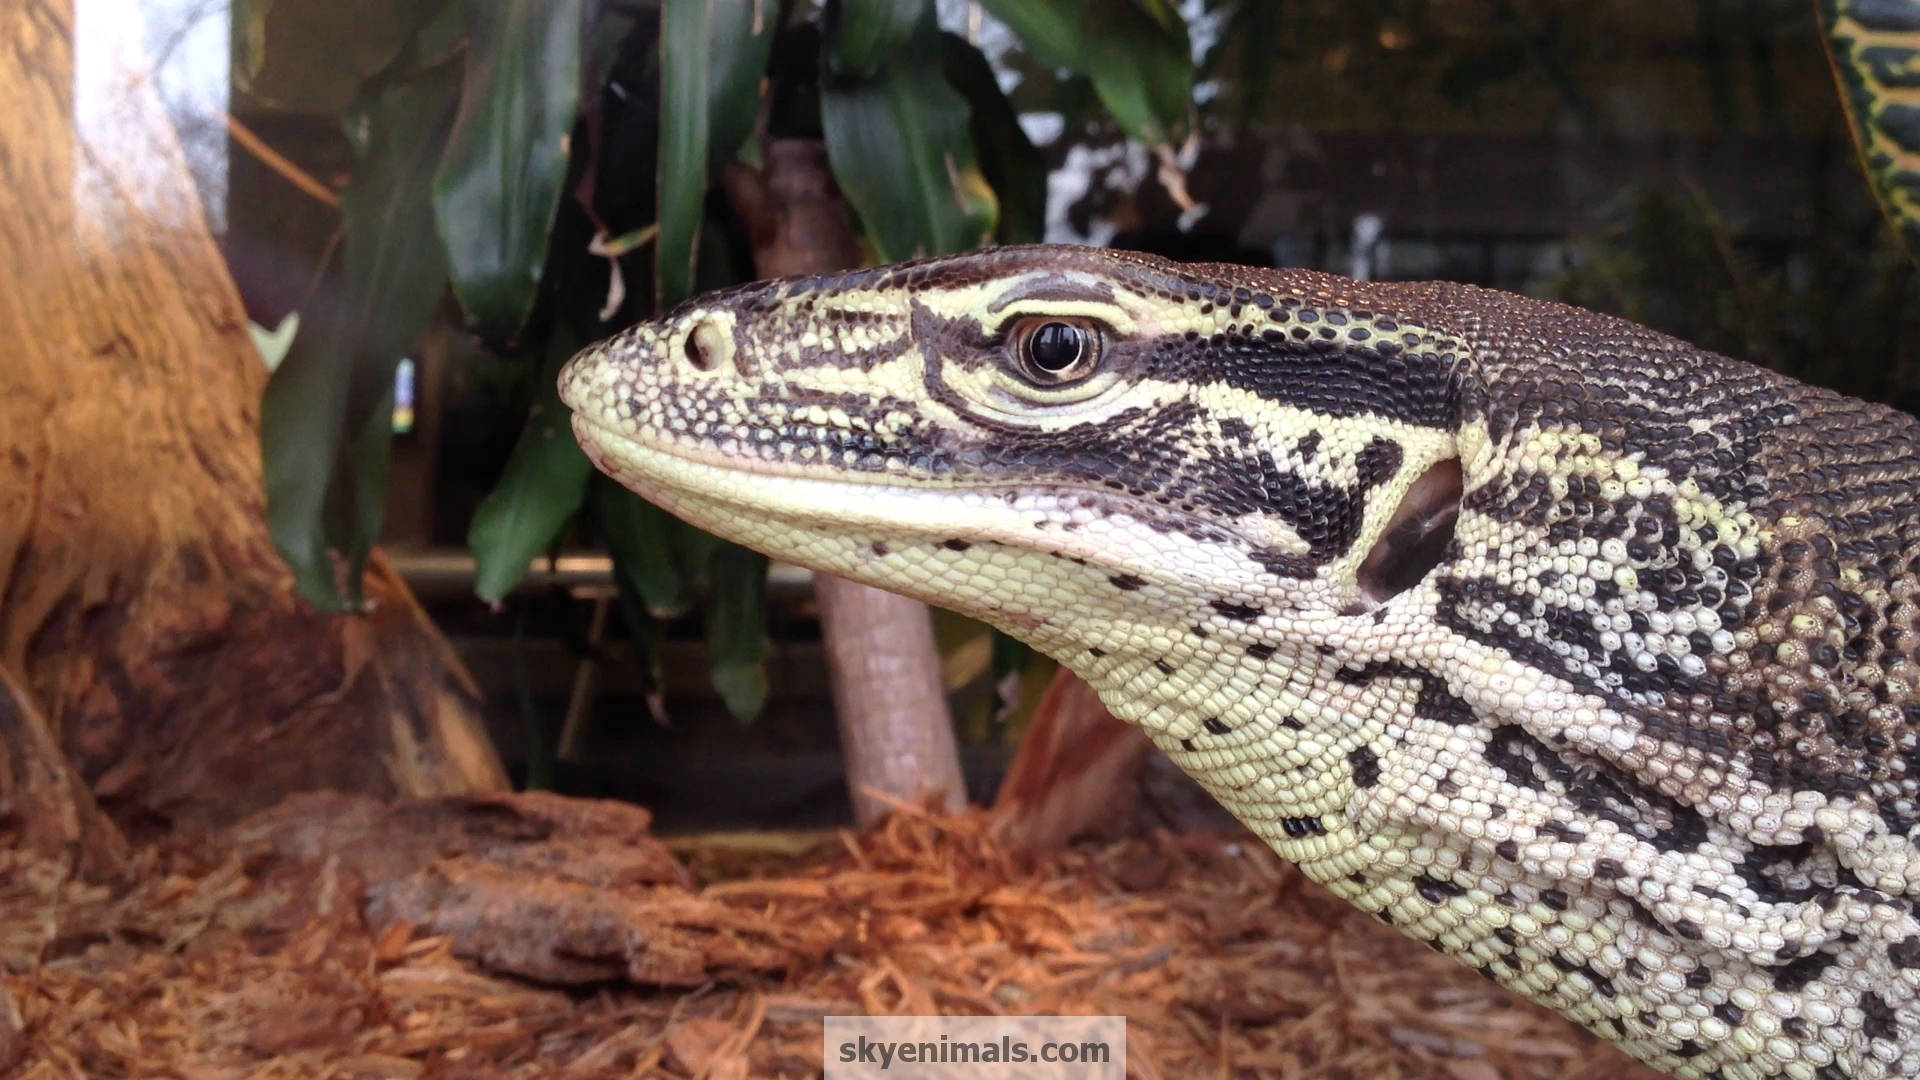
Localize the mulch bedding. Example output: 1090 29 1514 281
1 791 1662 1079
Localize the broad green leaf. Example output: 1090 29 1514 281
592 476 697 618
821 7 996 260
339 378 398 577
827 0 926 77
1080 0 1192 145
706 542 770 721
235 0 452 112
467 335 595 604
263 53 463 610
261 309 353 607
975 0 1081 72
585 3 647 100
431 0 586 341
657 0 776 308
942 33 1046 244
1129 0 1185 35
1208 0 1283 126
706 2 778 166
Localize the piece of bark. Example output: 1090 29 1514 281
226 789 691 893
991 667 1246 852
990 667 1152 852
0 0 507 840
223 790 797 989
366 858 797 987
0 983 20 1076
719 141 965 826
0 666 128 880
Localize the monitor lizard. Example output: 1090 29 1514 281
560 243 1920 1078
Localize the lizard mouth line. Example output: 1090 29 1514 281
568 413 1284 562
570 413 942 514
569 412 961 489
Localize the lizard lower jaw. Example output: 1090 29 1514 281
569 414 1273 602
572 413 1025 542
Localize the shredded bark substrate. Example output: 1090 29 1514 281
1 791 1661 1079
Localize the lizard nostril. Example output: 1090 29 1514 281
675 315 733 374
678 316 747 376
682 322 717 371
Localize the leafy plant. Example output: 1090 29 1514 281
251 0 1196 717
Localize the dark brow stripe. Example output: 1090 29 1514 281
986 274 1117 313
1162 336 1461 429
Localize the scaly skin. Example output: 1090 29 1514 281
559 244 1920 1078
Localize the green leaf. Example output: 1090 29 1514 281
235 0 453 113
1207 0 1283 127
827 0 926 77
706 3 778 166
657 0 776 308
339 377 398 577
431 0 586 341
1080 0 1192 145
705 542 770 721
262 52 463 611
1129 0 1185 36
584 3 647 100
941 33 1046 245
592 476 697 618
261 317 353 607
976 0 1081 72
467 335 595 604
821 7 996 260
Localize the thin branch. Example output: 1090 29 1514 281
226 114 339 207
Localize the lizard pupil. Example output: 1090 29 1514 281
1023 321 1091 381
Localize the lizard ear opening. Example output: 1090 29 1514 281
1357 458 1462 605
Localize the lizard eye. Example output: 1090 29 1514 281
1012 318 1100 384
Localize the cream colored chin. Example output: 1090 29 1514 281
573 413 1104 560
572 414 946 532
569 412 1290 611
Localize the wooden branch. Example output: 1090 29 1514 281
719 140 967 825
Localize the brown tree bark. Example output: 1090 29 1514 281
989 667 1151 852
720 141 966 826
0 667 128 880
0 0 507 842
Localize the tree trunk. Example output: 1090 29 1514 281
0 0 508 842
720 140 966 826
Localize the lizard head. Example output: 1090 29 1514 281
560 244 1468 667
